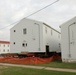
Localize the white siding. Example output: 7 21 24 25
61 17 76 62
10 18 61 53
43 24 61 52
10 19 43 53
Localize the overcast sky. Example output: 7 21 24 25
0 0 76 41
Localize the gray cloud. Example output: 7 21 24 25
0 0 76 41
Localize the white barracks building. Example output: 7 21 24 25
60 17 76 62
0 41 10 54
10 18 61 54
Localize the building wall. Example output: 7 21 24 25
10 19 43 53
0 43 10 54
61 25 70 61
10 18 61 53
43 24 61 53
61 17 76 62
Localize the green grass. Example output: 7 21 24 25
32 60 76 69
0 66 76 75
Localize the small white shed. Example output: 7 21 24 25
10 18 61 54
60 17 76 62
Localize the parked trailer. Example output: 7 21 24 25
10 18 61 55
60 17 76 62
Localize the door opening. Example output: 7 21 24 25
46 45 49 55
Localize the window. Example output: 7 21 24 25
3 49 5 52
59 43 61 48
13 42 15 45
8 45 9 47
7 49 9 52
4 45 5 47
22 43 25 47
58 34 60 38
23 28 27 34
26 43 27 47
14 30 16 32
45 27 47 33
22 43 27 47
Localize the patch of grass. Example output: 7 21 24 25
0 66 76 75
32 60 76 69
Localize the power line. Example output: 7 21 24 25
26 0 59 18
0 0 59 30
0 22 18 30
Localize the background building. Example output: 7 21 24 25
60 17 76 62
10 18 61 54
0 41 10 54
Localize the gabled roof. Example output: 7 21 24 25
0 41 10 44
11 18 60 33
